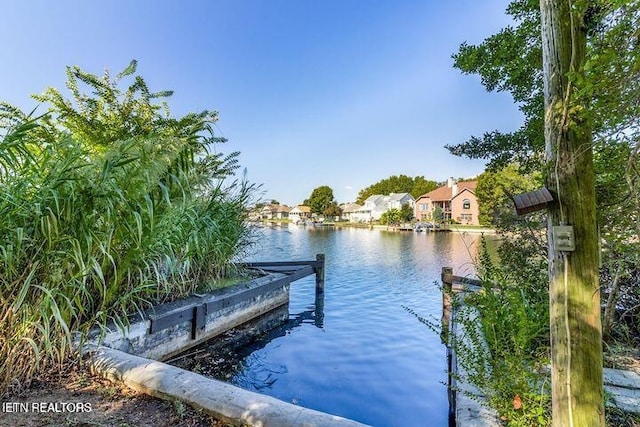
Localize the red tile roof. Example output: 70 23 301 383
420 181 477 202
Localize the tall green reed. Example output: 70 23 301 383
0 62 256 394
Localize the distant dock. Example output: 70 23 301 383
387 223 449 232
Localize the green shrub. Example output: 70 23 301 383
380 208 402 225
0 62 255 394
449 235 551 426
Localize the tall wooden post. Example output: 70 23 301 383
540 1 604 425
441 267 453 344
315 254 325 293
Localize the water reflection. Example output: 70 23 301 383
171 296 326 391
314 290 324 328
177 227 486 426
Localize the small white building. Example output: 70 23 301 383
339 203 362 222
289 205 312 223
260 204 291 220
387 193 415 210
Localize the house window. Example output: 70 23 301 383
462 199 471 210
461 213 472 222
419 203 429 211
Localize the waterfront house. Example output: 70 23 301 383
414 178 479 225
351 195 384 222
260 204 292 220
387 192 415 210
350 193 415 222
260 205 274 219
274 205 292 219
289 205 312 223
339 203 362 222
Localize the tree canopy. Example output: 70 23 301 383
304 185 336 215
445 1 640 423
323 201 342 218
400 202 414 222
448 0 639 267
475 164 541 227
380 208 402 225
447 0 544 172
448 0 639 179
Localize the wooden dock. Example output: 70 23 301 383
146 255 325 339
242 254 325 293
440 267 640 424
441 267 500 427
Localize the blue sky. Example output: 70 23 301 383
1 0 521 205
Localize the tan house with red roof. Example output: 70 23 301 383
414 178 480 225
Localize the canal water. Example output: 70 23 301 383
177 225 483 426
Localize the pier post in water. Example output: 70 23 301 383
315 253 325 293
441 266 453 344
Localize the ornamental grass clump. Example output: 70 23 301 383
0 61 255 394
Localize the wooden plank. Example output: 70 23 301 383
450 275 482 287
241 260 322 268
513 188 554 216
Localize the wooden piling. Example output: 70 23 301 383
441 267 453 344
441 266 455 425
314 290 325 328
315 254 325 293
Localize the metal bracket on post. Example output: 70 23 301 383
553 225 575 252
192 304 207 339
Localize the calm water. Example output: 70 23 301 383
193 225 481 426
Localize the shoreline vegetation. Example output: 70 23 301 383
0 61 255 397
254 219 497 234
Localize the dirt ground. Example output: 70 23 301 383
0 362 232 427
4 348 638 427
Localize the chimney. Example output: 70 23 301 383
447 177 454 188
452 183 458 197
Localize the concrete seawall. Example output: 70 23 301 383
81 259 369 426
86 272 291 361
88 345 369 427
